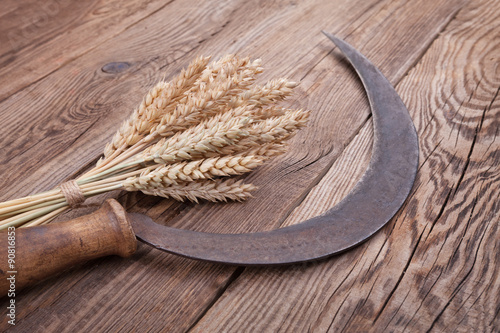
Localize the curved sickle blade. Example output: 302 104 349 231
131 33 419 265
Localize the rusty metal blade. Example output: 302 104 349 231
130 33 419 265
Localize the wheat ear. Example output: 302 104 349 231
103 55 211 160
135 179 256 203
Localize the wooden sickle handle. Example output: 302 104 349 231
0 199 137 296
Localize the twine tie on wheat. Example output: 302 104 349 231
59 180 86 208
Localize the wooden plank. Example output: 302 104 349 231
0 0 478 331
0 0 171 101
190 0 500 331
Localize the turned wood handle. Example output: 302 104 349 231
0 199 137 296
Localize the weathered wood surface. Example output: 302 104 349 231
0 0 169 101
0 0 498 331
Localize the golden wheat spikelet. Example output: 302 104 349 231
134 179 257 203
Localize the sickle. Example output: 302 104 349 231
0 34 421 295
129 32 420 265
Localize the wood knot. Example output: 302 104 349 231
101 62 131 74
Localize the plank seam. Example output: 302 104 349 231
184 266 246 333
400 3 465 83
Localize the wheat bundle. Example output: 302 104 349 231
0 55 309 229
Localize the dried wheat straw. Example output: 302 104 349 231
0 53 310 229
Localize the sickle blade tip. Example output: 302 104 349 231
321 31 346 50
321 30 338 42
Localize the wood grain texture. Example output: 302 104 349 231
0 0 498 331
191 0 500 331
0 0 170 101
